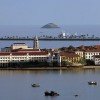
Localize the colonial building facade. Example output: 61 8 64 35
84 49 100 60
0 51 50 67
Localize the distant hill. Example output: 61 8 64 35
41 23 60 28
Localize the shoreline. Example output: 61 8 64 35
0 66 100 70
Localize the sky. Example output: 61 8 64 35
0 0 100 25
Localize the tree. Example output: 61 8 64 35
86 59 95 65
67 45 75 51
61 60 72 66
78 58 86 65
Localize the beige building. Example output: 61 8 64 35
60 52 81 65
75 50 84 58
11 43 28 50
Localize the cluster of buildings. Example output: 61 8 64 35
0 36 100 67
0 36 50 67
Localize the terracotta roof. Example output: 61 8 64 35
85 49 100 52
29 51 48 55
94 45 100 48
60 52 79 58
12 52 27 55
77 45 95 50
0 51 49 56
0 52 10 55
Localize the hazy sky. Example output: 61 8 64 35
0 0 100 25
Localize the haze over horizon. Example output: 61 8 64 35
0 0 100 25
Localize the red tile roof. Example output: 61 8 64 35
85 49 100 52
0 51 49 56
94 45 100 49
12 52 27 55
18 49 40 52
60 52 79 58
29 51 48 55
0 52 10 55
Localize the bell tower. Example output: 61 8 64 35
33 36 39 49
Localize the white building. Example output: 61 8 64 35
85 49 100 60
93 55 100 65
0 51 50 66
58 32 66 38
48 51 61 66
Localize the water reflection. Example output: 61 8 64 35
0 68 100 76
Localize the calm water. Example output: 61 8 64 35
0 69 100 100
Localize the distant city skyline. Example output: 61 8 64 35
0 0 100 25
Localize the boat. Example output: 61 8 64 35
88 81 97 85
74 94 78 97
44 91 59 96
31 83 40 87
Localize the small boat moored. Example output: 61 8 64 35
31 83 40 87
88 81 97 85
74 94 78 97
44 91 59 96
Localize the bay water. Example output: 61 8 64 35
0 69 100 100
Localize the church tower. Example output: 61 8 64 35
33 36 40 49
